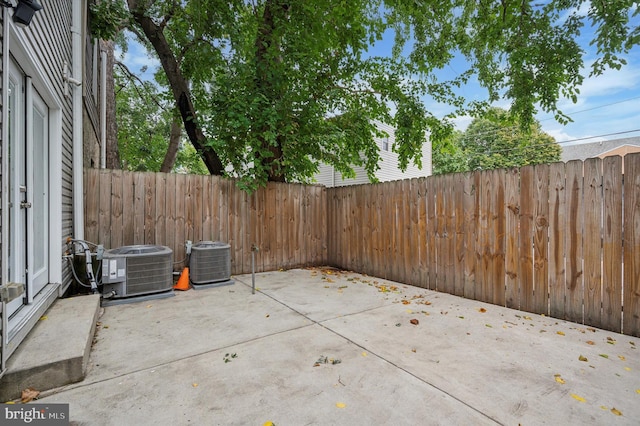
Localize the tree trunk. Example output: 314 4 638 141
160 113 181 173
254 0 289 182
102 40 120 169
127 0 224 175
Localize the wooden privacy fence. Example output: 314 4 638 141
327 154 640 337
84 153 640 337
83 169 327 275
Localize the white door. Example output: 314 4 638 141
6 58 50 319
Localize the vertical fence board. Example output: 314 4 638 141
402 179 413 285
121 172 135 246
211 175 221 242
132 173 144 244
435 175 447 292
263 183 275 272
144 173 156 244
173 175 186 265
565 161 584 324
463 173 476 299
111 170 124 247
548 162 566 319
583 158 603 327
453 173 465 297
201 176 213 242
98 169 112 248
492 169 506 306
165 174 176 265
505 168 520 309
519 166 535 312
84 170 99 243
477 170 492 303
154 173 166 246
602 156 623 332
417 178 427 288
624 154 640 336
193 175 204 243
444 174 456 295
533 164 549 314
426 177 436 289
184 175 194 243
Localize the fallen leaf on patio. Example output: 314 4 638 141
600 406 609 410
557 331 565 336
411 348 417 353
192 383 198 388
599 354 609 359
485 324 493 328
587 327 596 332
579 355 588 362
554 375 565 384
402 300 411 305
325 278 335 283
607 337 616 344
618 355 626 361
336 402 346 408
324 286 330 288
263 422 275 426
571 394 586 403
39 315 47 321
21 388 40 403
361 352 367 357
459 316 465 319
146 304 152 308
103 325 109 329
390 286 399 291
410 319 419 325
4 401 15 404
586 341 595 345
406 309 413 314
636 389 640 394
611 408 622 416
477 308 487 313
523 316 532 320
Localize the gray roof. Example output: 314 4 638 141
560 136 640 162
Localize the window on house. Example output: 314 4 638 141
382 137 389 151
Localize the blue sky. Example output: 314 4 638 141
120 10 640 147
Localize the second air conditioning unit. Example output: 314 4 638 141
190 241 234 288
101 245 174 305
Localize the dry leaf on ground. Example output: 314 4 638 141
21 388 40 403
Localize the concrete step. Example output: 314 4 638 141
0 294 100 401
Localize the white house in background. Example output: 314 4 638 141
314 121 432 187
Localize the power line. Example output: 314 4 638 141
538 95 640 122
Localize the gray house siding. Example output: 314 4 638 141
561 136 640 162
0 0 84 363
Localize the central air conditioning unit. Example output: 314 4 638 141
101 245 174 305
189 241 234 289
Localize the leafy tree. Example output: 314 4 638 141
433 108 561 174
94 0 639 188
115 64 207 174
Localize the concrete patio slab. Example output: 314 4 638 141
22 268 640 425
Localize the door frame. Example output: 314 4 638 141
1 15 64 362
